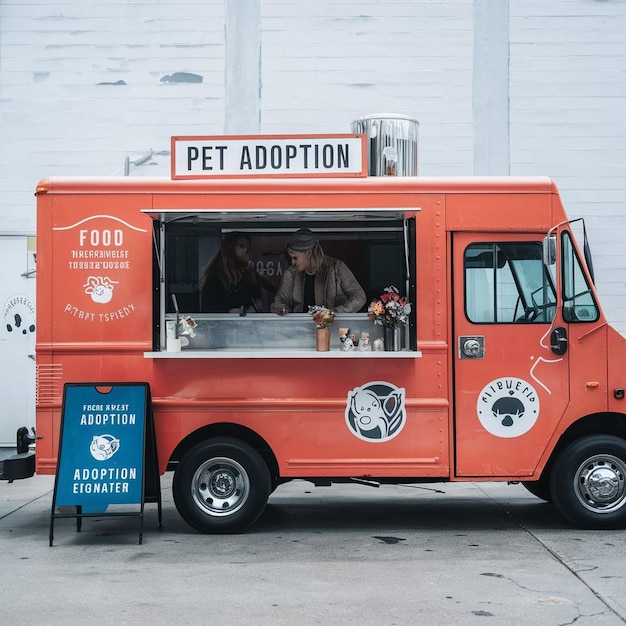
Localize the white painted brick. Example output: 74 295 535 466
1 0 625 334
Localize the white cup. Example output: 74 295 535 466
166 337 181 352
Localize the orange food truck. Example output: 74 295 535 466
3 115 626 533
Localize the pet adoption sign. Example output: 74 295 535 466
171 133 367 179
52 383 150 514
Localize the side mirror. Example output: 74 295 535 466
543 235 556 266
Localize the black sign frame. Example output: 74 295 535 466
49 382 162 545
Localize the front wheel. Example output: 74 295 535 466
550 435 626 529
521 477 552 503
173 437 271 534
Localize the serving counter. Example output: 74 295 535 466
145 313 420 359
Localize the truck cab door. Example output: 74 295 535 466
452 233 570 477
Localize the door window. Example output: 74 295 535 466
561 232 599 322
464 242 556 324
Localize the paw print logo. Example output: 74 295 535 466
6 312 35 335
3 296 36 338
83 276 119 304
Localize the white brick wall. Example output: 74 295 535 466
260 0 474 173
0 0 225 233
509 0 626 333
1 0 625 333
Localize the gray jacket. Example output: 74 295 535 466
271 256 366 314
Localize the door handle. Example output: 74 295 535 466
550 327 568 355
459 336 484 359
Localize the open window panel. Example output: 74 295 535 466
143 208 418 352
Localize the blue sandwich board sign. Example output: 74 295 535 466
50 382 161 545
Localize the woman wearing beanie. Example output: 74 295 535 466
271 228 366 315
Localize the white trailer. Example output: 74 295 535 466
0 234 36 448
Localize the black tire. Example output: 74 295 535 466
521 478 552 503
550 435 626 529
173 437 271 534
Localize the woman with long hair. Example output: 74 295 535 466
200 232 264 313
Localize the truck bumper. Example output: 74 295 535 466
0 451 36 481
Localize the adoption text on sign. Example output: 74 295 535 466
172 134 366 178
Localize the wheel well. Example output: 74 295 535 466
541 412 626 479
167 423 279 484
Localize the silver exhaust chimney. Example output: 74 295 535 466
351 113 419 177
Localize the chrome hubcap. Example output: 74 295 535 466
575 454 626 513
192 457 250 517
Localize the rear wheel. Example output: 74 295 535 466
173 437 271 533
550 435 626 529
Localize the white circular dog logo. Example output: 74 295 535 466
477 377 540 438
346 381 406 442
89 434 120 461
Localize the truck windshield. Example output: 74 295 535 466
465 242 556 324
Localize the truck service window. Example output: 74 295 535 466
464 242 556 324
148 209 418 354
163 222 408 315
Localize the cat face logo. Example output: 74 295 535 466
345 381 406 442
90 434 120 461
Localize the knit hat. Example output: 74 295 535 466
287 228 318 251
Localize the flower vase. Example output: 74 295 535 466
384 326 403 352
316 326 331 352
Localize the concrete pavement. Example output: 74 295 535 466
1 469 626 625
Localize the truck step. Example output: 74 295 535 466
0 451 35 482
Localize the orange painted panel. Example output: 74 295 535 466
445 192 555 232
32 175 626 485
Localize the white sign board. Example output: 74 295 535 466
171 134 366 179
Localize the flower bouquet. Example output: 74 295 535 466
309 305 335 351
368 286 411 329
308 305 335 328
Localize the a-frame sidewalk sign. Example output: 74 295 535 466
49 382 162 545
